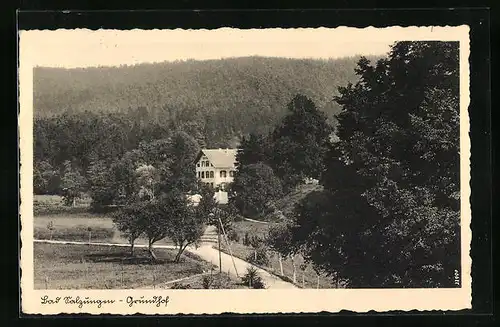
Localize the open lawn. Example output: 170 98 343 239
34 243 243 289
223 221 338 289
34 211 174 246
34 194 92 215
231 220 270 240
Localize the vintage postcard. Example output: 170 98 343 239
19 26 471 314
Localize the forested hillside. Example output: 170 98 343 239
34 56 378 136
34 55 380 195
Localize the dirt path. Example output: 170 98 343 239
34 239 297 289
34 239 178 249
243 217 270 224
190 244 297 289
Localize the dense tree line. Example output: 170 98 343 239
234 41 461 288
33 56 374 153
263 41 461 288
33 56 373 195
230 93 333 218
34 56 371 119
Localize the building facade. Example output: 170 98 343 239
194 149 237 191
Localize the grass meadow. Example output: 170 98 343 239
34 243 243 289
32 194 335 288
33 194 174 245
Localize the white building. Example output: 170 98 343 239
194 148 237 191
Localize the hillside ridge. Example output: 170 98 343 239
34 55 381 120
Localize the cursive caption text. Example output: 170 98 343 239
40 295 170 309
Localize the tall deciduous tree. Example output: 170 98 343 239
60 160 87 206
136 199 167 261
112 203 145 256
158 192 206 263
135 164 160 200
270 94 333 191
230 163 284 219
163 131 201 193
288 41 460 287
34 160 60 194
235 133 270 170
110 149 145 204
87 158 116 208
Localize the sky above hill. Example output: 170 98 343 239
20 27 458 68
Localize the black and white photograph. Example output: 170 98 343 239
19 26 471 314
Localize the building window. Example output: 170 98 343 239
220 183 226 191
201 161 205 167
229 170 235 177
211 183 214 188
205 161 210 166
210 171 214 178
201 171 205 178
197 172 200 178
197 163 200 167
220 170 227 178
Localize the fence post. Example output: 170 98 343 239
120 261 124 287
302 273 305 288
218 217 239 277
317 274 320 289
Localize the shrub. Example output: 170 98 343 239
202 275 214 289
246 245 270 267
241 266 266 289
243 232 250 246
228 230 240 243
170 282 192 289
210 273 233 289
249 235 263 248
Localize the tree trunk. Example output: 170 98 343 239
278 254 284 276
175 247 182 263
148 240 158 261
175 243 188 263
129 239 135 256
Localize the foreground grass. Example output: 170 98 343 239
34 243 242 289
